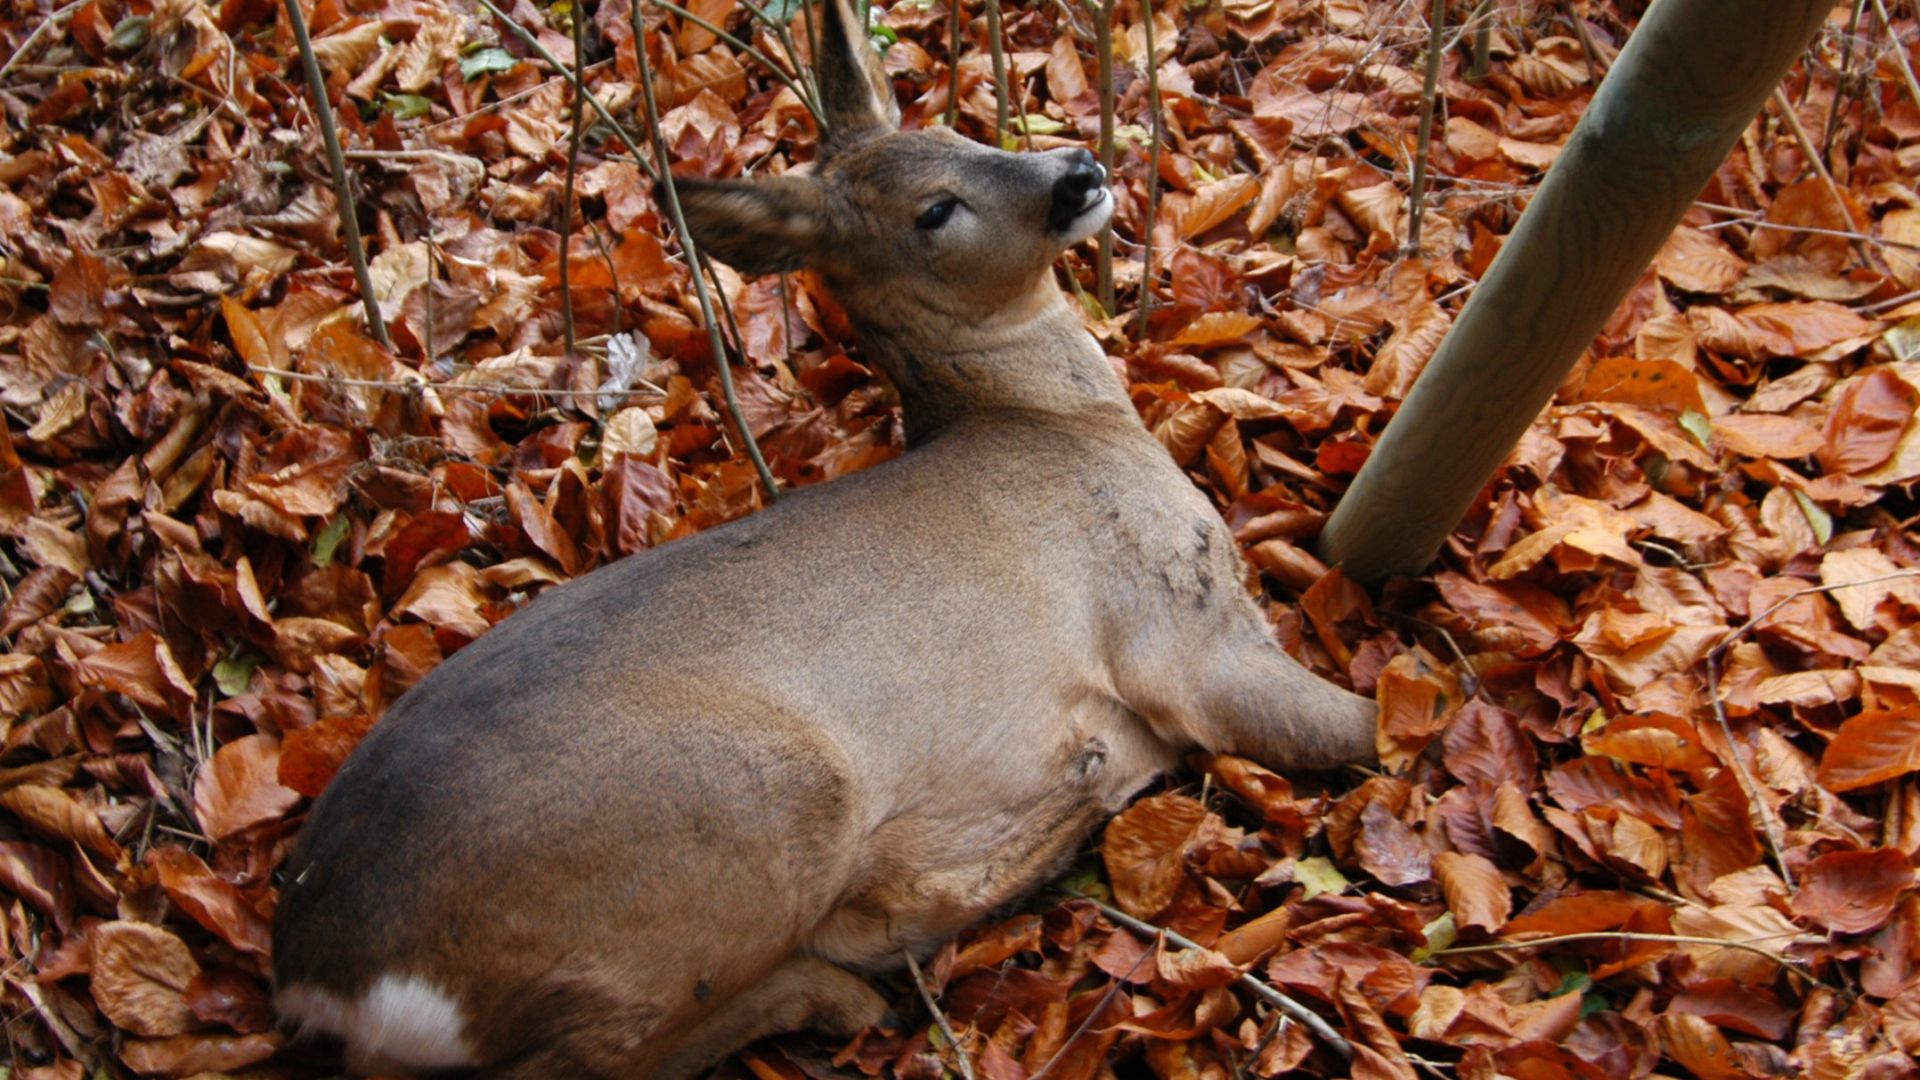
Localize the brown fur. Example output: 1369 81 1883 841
271 2 1379 1075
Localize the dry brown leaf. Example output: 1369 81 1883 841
1102 793 1209 918
193 734 302 841
90 921 201 1038
1789 848 1916 934
1433 851 1510 934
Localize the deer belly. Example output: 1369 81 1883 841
808 726 1171 970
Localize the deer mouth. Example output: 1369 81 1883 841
1051 185 1113 245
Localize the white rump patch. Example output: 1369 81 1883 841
278 973 480 1069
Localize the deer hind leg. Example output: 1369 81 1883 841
649 955 890 1080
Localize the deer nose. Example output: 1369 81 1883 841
1049 150 1107 230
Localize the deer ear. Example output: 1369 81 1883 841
674 175 828 276
814 0 899 155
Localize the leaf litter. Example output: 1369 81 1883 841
1 0 1920 1076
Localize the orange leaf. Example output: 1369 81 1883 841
193 734 302 840
1433 851 1511 934
148 848 272 959
1817 707 1920 791
1789 848 1916 934
1102 793 1209 918
1819 368 1917 476
1576 356 1704 413
279 713 377 798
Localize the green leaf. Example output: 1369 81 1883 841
869 24 898 45
1792 489 1833 546
109 14 150 51
382 93 433 119
214 655 261 698
1678 409 1712 448
459 46 519 80
312 513 351 567
1293 856 1349 900
1548 970 1592 998
1410 911 1456 962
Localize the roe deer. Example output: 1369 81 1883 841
271 0 1379 1073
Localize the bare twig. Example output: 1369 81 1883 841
1028 942 1151 1080
246 365 662 399
1703 569 1920 893
281 0 390 348
1771 86 1871 264
1823 0 1870 159
560 0 588 359
1871 0 1920 111
945 0 963 127
739 0 824 120
0 0 84 81
656 0 824 124
1406 0 1445 257
1075 895 1354 1060
1093 0 1115 314
1710 571 1920 665
903 951 977 1080
1467 0 1492 80
476 0 657 179
1434 932 1832 988
1859 285 1920 314
1559 0 1605 84
425 61 611 131
631 0 781 502
1136 0 1161 339
986 0 1010 142
1695 215 1920 251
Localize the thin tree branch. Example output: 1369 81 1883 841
1093 0 1115 314
739 0 824 121
985 0 1010 142
1434 932 1832 989
1772 85 1872 264
0 0 84 82
560 0 588 360
281 0 390 348
475 0 658 179
1136 0 1160 338
1074 895 1354 1061
1871 0 1920 111
656 0 823 124
246 365 664 399
903 951 977 1080
631 2 781 502
1702 569 1920 893
1406 0 1444 257
945 0 963 127
1823 0 1870 159
425 60 612 131
1559 0 1605 84
1028 942 1152 1080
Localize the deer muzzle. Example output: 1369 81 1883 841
1048 148 1110 237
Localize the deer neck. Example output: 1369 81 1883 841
850 279 1136 446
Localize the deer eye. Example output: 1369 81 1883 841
916 198 960 230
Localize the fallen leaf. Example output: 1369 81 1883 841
90 921 201 1037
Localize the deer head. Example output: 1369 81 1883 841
675 0 1112 336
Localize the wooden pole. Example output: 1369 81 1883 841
1316 0 1835 581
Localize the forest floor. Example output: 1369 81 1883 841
2 0 1920 1076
